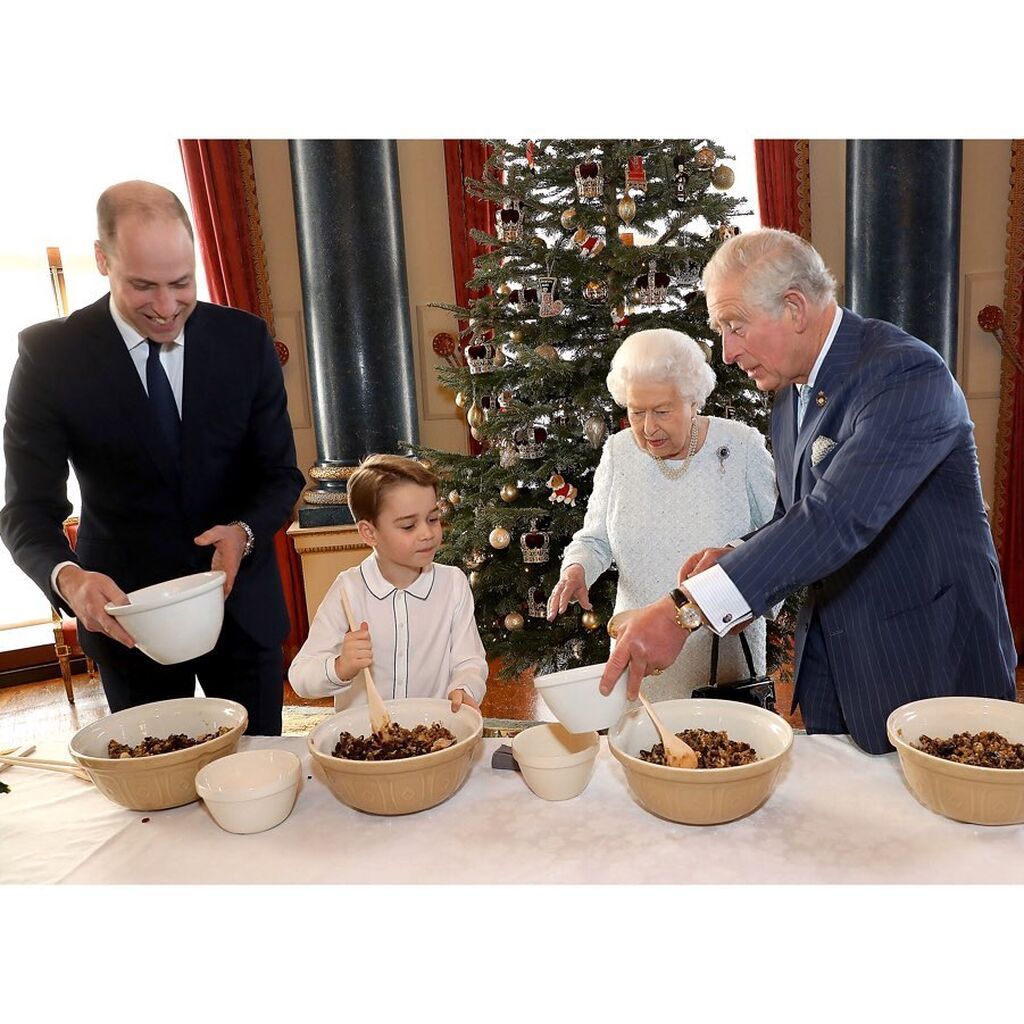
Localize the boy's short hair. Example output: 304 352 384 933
347 454 440 524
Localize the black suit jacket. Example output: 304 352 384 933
1 294 306 662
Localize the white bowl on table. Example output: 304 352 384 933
105 570 226 665
887 696 1024 825
195 749 301 833
532 661 629 733
512 723 600 801
607 699 793 825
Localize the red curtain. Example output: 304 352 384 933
754 140 812 240
178 139 309 664
993 140 1024 654
443 140 497 455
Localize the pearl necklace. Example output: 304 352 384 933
649 416 700 481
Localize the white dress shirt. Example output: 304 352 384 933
686 305 844 635
288 551 489 711
51 296 186 599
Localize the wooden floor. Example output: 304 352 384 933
2 664 1022 747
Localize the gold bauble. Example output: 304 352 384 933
500 483 520 503
467 402 485 428
534 344 559 362
498 283 511 296
560 207 577 230
504 611 525 631
489 526 511 550
581 610 601 631
418 459 433 473
531 236 547 250
454 391 467 409
509 329 524 344
470 425 483 441
469 570 481 589
494 347 506 366
448 490 462 505
711 164 735 190
695 146 716 169
617 195 637 225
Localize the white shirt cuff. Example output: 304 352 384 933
51 561 77 603
325 655 351 688
683 564 752 637
725 538 744 548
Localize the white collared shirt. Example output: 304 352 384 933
109 295 186 415
687 306 844 636
288 551 489 711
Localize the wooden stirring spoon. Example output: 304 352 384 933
638 693 699 769
338 584 392 736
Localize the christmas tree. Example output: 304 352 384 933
415 139 788 681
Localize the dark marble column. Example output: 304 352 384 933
290 139 419 526
845 140 962 369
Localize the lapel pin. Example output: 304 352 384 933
815 390 827 408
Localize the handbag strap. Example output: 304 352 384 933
709 630 757 684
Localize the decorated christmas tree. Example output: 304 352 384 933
415 139 788 681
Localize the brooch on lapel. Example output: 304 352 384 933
811 435 838 466
815 390 827 408
716 445 730 474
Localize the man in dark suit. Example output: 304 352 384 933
1 181 306 735
600 228 1016 753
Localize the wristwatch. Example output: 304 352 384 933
668 587 704 631
231 520 255 558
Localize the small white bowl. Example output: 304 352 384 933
105 570 226 665
533 661 628 733
512 723 599 801
195 749 301 834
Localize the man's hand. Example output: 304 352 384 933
677 546 730 585
335 621 373 682
56 564 135 648
546 563 591 620
194 523 248 597
598 595 690 701
448 688 481 714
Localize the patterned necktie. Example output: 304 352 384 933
146 340 181 464
796 383 812 430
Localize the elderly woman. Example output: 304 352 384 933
548 328 777 700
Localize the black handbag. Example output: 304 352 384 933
690 631 777 712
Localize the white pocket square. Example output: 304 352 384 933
811 435 838 466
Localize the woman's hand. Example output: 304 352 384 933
546 564 592 621
334 620 373 681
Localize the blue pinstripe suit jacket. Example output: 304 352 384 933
718 308 1016 753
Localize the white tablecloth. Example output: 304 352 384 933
3 734 1023 884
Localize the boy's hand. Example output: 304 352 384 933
334 620 373 681
448 688 480 714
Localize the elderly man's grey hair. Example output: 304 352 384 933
701 227 836 316
606 328 716 409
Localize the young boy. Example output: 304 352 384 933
289 454 488 712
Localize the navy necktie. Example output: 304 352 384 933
146 340 181 465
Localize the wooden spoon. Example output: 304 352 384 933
338 584 392 736
0 753 91 781
637 693 699 769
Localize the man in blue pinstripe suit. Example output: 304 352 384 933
600 228 1016 754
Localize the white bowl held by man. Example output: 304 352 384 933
307 697 483 815
69 696 247 810
607 698 793 825
195 749 301 833
887 696 1024 825
104 570 226 665
532 661 629 733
